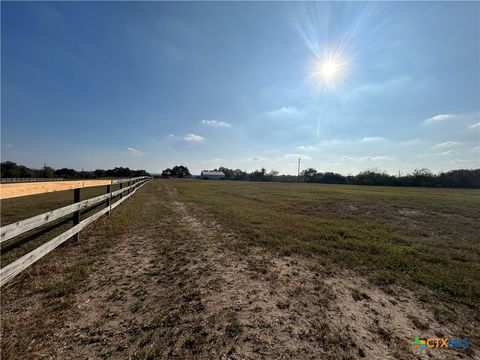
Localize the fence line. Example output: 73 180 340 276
1 178 64 183
0 177 149 200
0 177 150 287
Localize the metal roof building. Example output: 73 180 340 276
200 170 225 180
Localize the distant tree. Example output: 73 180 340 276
407 168 436 187
233 169 248 180
132 169 149 177
266 170 279 181
218 167 235 180
353 170 395 186
18 165 36 178
301 168 318 183
43 166 55 178
249 168 267 181
161 168 172 178
322 172 347 184
165 165 190 178
55 168 77 179
1 161 20 178
93 169 107 178
438 169 480 188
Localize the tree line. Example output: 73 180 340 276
300 168 480 188
161 165 480 188
1 161 150 179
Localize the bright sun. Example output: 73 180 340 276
321 60 338 78
310 55 347 89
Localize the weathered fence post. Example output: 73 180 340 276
120 182 123 199
107 184 112 215
73 188 81 241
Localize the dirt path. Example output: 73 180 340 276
2 181 474 359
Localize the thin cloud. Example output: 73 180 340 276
250 156 269 161
360 136 386 143
125 147 142 156
469 121 480 129
296 145 317 152
419 149 457 157
266 106 299 117
425 114 455 123
316 139 348 147
202 158 223 163
449 158 479 165
184 134 205 142
278 153 311 160
436 150 457 156
200 120 232 128
433 141 460 148
400 139 420 145
342 155 394 161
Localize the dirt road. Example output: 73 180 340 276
0 181 474 359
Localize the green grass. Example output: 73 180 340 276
172 179 480 308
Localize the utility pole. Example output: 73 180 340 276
297 158 301 183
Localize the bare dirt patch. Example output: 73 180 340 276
322 275 470 359
50 233 162 359
163 183 474 359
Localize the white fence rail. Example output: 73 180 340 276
0 177 150 286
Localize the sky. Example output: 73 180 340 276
2 1 479 175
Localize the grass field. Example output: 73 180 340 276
173 180 480 309
1 179 479 359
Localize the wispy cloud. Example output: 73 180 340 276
296 145 317 152
266 106 299 118
425 114 455 123
342 155 394 161
250 156 269 161
433 141 460 148
200 120 232 128
125 147 142 156
449 158 479 165
316 139 348 147
360 136 387 143
436 150 457 156
468 121 480 129
419 149 457 157
278 153 311 160
400 139 420 145
201 158 223 163
184 134 205 142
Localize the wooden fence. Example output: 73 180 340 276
1 178 64 183
0 176 150 286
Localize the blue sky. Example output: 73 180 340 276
2 1 479 175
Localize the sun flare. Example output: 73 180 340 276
309 55 348 90
321 60 338 78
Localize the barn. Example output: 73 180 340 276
201 170 225 180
